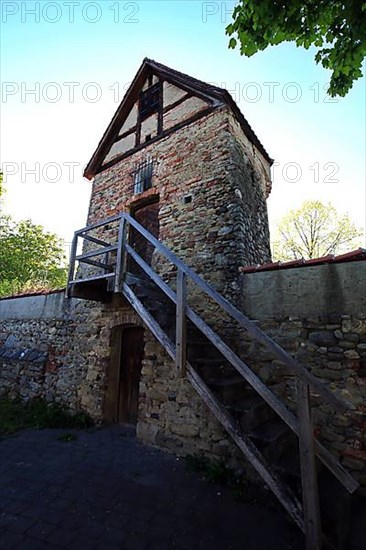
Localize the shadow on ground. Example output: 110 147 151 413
1 425 306 549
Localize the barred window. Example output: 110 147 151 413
132 158 156 195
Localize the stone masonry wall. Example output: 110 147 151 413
136 329 248 474
0 292 143 420
1 262 365 490
87 106 271 299
234 261 366 489
0 292 77 406
80 106 273 352
232 314 366 490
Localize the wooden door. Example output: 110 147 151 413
130 200 159 270
118 326 144 424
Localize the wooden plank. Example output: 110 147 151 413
162 93 192 115
315 441 359 494
69 272 115 285
123 212 348 414
157 79 163 134
97 107 216 175
186 305 299 434
114 125 137 143
66 234 78 298
185 306 358 494
125 243 176 302
124 239 359 492
114 217 126 292
122 283 175 360
135 96 141 147
187 365 305 532
76 245 118 261
75 214 122 235
297 379 322 549
80 234 111 247
72 213 358 493
79 257 113 271
176 269 187 376
75 220 359 493
123 277 304 533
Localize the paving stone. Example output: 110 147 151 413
67 535 97 550
0 530 26 550
4 514 36 534
0 426 307 550
46 527 76 547
25 520 56 540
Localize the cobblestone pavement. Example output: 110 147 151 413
0 425 305 550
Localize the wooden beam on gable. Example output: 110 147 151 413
84 57 273 180
98 106 216 174
157 79 164 135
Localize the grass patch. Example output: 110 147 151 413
184 453 270 505
185 453 234 484
184 453 209 472
0 397 93 437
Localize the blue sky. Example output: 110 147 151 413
1 0 365 254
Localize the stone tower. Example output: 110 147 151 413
83 59 272 297
69 58 274 443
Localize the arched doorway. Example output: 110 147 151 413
104 325 144 425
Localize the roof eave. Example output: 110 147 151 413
83 58 273 179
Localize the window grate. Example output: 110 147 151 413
131 158 156 195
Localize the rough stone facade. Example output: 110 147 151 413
87 106 271 294
1 260 365 489
1 60 364 500
0 293 76 406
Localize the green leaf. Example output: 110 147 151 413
226 0 366 97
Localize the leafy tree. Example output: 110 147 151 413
226 1 366 97
0 177 67 297
273 200 363 260
0 172 4 199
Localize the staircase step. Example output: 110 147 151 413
207 375 248 404
272 446 301 481
250 418 289 443
228 394 276 430
192 357 231 375
125 272 149 286
131 285 167 301
249 418 296 460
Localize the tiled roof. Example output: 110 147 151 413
239 248 366 274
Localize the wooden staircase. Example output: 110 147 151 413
67 213 360 550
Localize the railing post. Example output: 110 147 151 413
114 216 126 292
66 234 78 297
176 268 187 376
297 378 322 550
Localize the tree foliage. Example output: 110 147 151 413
274 200 363 260
227 1 366 97
0 172 4 199
0 178 67 297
